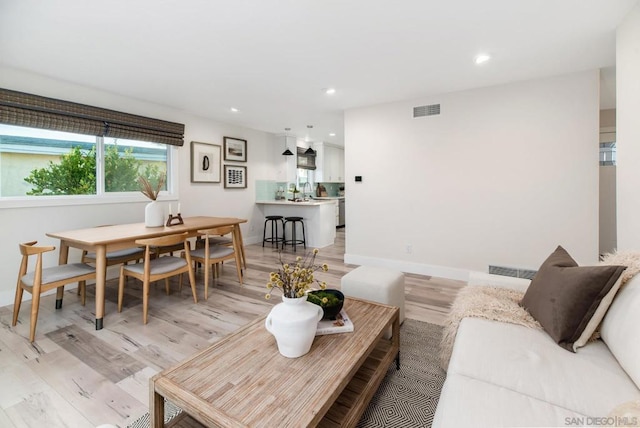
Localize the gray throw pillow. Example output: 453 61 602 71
521 245 626 352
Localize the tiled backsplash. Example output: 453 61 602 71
255 180 288 200
255 180 344 200
317 182 344 197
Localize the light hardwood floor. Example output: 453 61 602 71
0 228 464 428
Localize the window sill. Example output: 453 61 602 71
0 192 179 210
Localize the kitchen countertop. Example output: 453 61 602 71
256 200 336 206
312 196 345 200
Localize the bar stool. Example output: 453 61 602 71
282 216 306 252
263 215 284 247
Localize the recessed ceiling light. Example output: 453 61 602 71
329 133 336 137
325 88 336 95
475 54 491 65
230 107 239 113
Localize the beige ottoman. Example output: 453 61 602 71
341 266 405 325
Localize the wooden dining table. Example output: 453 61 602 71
46 216 247 330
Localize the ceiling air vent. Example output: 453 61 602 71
413 103 440 118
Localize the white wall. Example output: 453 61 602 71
0 67 279 306
616 2 640 251
344 71 600 280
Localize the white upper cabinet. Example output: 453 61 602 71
313 142 344 183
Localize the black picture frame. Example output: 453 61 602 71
190 141 221 183
223 137 247 162
223 165 247 188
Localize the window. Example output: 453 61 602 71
103 137 167 193
297 168 315 197
0 87 184 204
600 142 616 166
0 124 169 198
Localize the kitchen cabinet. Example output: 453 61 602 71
324 145 344 182
312 142 344 183
313 197 344 227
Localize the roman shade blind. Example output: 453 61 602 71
297 146 316 170
0 88 185 146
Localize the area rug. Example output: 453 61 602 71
127 319 445 428
126 400 182 428
357 319 446 428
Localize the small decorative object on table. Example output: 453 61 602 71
165 203 184 227
316 309 354 336
307 289 344 320
264 249 329 358
165 213 183 226
139 174 166 228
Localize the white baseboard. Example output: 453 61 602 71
243 234 264 246
243 233 334 249
0 285 81 308
0 289 18 308
1 267 118 308
344 253 470 282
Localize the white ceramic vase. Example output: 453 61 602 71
265 295 324 358
144 201 164 227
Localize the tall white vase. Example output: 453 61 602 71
265 295 323 358
144 201 164 227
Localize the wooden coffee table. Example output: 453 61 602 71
150 297 400 427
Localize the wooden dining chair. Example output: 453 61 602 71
117 232 197 324
13 241 96 342
151 242 187 257
194 226 233 270
190 226 243 300
79 246 145 305
196 229 233 248
196 225 246 268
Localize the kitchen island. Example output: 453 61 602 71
256 200 337 248
313 196 345 227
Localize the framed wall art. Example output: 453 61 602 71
191 141 221 183
223 136 247 162
224 165 247 189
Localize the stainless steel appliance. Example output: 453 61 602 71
338 198 345 227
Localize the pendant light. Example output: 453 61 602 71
282 128 294 156
304 125 315 155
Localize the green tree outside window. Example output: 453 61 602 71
24 144 165 195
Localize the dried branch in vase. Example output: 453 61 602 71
265 249 329 299
138 173 166 201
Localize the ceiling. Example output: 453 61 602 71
0 0 636 145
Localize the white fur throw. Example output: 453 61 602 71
439 286 541 371
439 250 640 372
600 250 640 287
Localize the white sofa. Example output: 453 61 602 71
433 272 640 427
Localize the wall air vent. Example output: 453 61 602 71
488 265 537 280
413 104 440 118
